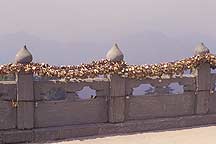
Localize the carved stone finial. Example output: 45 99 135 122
106 43 124 61
15 45 33 64
194 42 210 55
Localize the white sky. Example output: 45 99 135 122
0 0 216 65
0 0 216 42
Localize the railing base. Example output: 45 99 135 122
1 114 216 143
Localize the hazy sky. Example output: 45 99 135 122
0 0 216 64
1 0 216 41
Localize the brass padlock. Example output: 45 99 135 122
11 99 18 108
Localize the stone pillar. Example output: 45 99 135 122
106 43 126 123
194 43 211 114
15 45 34 129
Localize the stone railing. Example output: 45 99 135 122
0 43 216 143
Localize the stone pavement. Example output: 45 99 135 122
51 125 216 144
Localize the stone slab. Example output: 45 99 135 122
126 94 195 120
0 101 16 130
109 74 126 123
0 130 33 143
16 73 34 101
1 114 216 143
17 102 34 129
35 98 108 128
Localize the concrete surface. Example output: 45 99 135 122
52 125 216 144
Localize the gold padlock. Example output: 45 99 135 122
11 99 18 108
210 89 215 95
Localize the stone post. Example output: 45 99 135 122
106 43 126 123
15 45 34 129
194 42 211 114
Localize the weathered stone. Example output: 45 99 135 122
16 73 34 129
1 130 33 143
35 99 107 128
15 45 33 64
194 42 210 55
126 94 194 120
109 74 126 123
195 63 211 114
17 102 34 129
0 101 16 130
106 43 124 61
1 114 216 143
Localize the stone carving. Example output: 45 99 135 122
76 86 96 100
168 82 184 94
47 87 66 100
15 45 33 64
133 84 155 95
132 82 185 96
194 42 210 55
106 43 124 61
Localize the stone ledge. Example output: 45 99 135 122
1 114 216 143
0 129 33 143
0 137 2 144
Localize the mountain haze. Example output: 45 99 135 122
0 31 216 65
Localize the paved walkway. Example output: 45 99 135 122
52 125 216 144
